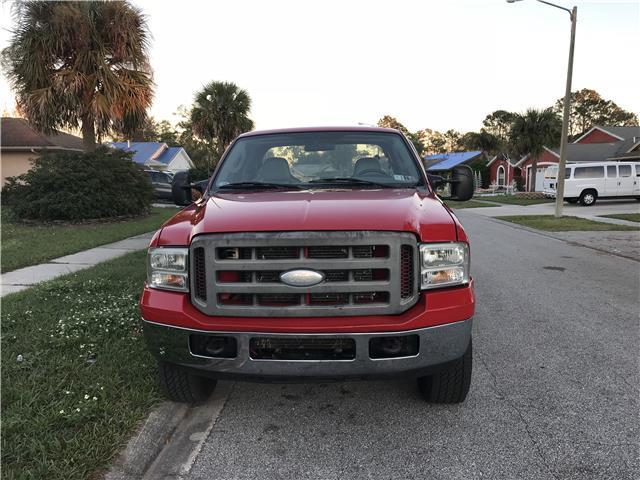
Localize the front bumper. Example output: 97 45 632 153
142 318 472 381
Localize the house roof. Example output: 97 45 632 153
574 125 640 143
549 143 622 163
155 146 184 165
423 151 482 171
1 117 83 151
106 141 167 165
486 153 519 167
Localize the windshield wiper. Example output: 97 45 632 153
216 182 304 191
307 177 399 188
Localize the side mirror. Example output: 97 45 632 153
449 165 474 201
427 173 445 189
171 171 194 206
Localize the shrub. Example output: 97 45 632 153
188 166 210 182
2 148 153 222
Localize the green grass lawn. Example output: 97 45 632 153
497 215 640 231
1 206 178 273
599 213 640 223
1 251 161 480
445 199 499 209
479 196 554 206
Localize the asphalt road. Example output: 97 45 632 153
183 212 638 480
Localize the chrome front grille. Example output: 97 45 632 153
190 232 419 317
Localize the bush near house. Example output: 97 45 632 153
2 148 153 222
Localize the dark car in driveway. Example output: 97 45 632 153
145 169 174 200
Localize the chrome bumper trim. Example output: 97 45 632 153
142 319 472 378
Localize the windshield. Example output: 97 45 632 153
211 131 424 191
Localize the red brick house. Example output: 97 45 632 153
488 125 640 191
486 153 521 188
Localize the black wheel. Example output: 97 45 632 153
158 362 216 403
417 340 472 404
579 190 597 206
566 198 578 204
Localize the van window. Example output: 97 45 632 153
619 165 632 177
573 166 604 179
607 165 617 178
636 165 640 177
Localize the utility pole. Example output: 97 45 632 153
507 0 577 216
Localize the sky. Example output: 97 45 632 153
1 0 638 134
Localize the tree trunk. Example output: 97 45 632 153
529 156 538 192
81 114 96 152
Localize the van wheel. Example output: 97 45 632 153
566 198 578 204
417 340 472 403
579 190 597 206
158 361 216 403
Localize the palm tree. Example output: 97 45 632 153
509 108 561 191
191 81 254 170
2 1 153 152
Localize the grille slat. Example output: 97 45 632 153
192 232 418 317
193 247 207 301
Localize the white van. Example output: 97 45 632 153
543 162 640 206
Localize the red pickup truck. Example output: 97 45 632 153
141 127 475 404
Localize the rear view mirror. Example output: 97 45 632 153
449 165 474 201
429 165 474 202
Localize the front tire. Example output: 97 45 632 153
417 340 472 403
579 190 597 206
158 362 216 403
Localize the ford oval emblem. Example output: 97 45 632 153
280 269 325 287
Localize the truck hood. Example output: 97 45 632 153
156 189 459 246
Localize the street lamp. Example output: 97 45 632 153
507 0 577 218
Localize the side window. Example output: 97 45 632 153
636 165 640 177
619 165 632 177
565 168 571 179
573 166 604 179
607 165 617 178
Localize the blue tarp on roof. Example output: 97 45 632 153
106 142 165 164
424 151 482 171
156 146 182 165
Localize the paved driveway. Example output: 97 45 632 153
152 212 639 480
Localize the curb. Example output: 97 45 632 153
104 402 189 480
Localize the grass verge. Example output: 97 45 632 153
1 206 178 273
480 196 553 206
497 215 640 231
1 251 161 480
445 200 499 209
599 213 640 223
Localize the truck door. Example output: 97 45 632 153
617 165 634 196
605 165 618 197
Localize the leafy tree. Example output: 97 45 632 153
191 81 254 170
553 89 638 139
417 129 447 155
460 131 501 155
1 1 153 152
377 116 410 136
509 108 561 191
482 110 516 141
443 129 463 152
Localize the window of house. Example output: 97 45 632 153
573 166 604 179
497 166 505 185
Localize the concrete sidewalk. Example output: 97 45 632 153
1 232 153 297
465 198 640 224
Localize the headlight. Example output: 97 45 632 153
419 242 469 290
147 247 189 292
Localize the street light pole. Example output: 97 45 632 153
555 6 577 218
507 0 577 217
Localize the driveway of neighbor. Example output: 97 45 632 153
131 212 638 480
0 232 153 296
